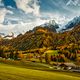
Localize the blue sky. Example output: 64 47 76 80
2 0 17 8
0 0 80 35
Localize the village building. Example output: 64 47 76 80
59 63 76 70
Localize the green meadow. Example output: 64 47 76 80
0 63 80 80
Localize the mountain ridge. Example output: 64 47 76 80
5 23 80 51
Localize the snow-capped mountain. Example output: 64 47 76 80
60 16 80 32
40 20 59 32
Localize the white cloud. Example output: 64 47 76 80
42 12 72 26
15 0 40 16
12 18 47 34
0 17 49 36
0 8 14 23
0 23 15 33
0 9 7 23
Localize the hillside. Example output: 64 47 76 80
7 24 80 51
10 26 56 50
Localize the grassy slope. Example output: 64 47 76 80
0 63 80 80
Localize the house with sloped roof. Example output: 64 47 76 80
59 63 76 70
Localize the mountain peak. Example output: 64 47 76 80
40 19 59 32
60 16 80 32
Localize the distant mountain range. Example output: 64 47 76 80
36 16 80 33
0 16 80 39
